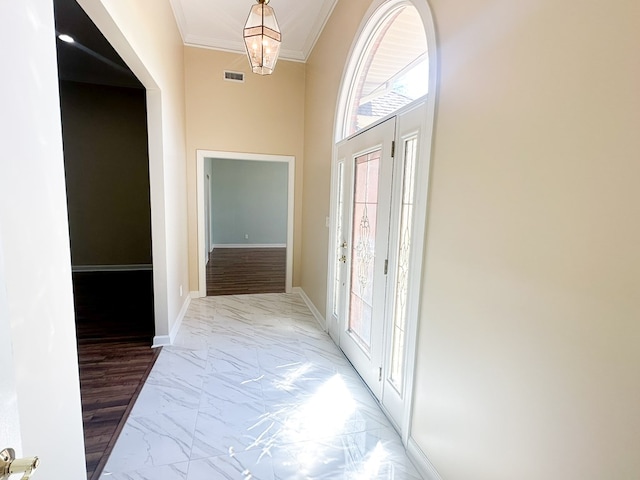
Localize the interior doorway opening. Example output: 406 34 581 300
197 151 295 297
204 157 288 296
53 0 158 478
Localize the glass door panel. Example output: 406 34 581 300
348 151 381 351
332 161 345 320
389 136 417 390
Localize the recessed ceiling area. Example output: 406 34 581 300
169 0 339 62
54 0 142 88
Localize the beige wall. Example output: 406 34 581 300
0 1 86 478
184 47 306 290
413 1 640 478
79 0 189 339
301 0 373 312
303 0 640 478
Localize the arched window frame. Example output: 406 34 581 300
327 0 439 452
334 0 438 143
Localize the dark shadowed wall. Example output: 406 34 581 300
59 81 152 267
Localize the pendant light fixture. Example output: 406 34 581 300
243 0 281 75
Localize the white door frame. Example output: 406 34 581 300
196 150 295 297
204 173 211 261
327 0 438 447
0 227 22 453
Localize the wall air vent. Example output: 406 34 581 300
224 71 245 83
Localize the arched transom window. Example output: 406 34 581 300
339 1 428 140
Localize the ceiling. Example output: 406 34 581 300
54 0 339 87
54 0 425 100
54 0 142 88
169 0 338 62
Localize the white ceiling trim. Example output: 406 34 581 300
168 0 338 63
183 34 307 63
300 0 339 61
168 0 187 45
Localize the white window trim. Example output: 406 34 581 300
334 0 435 143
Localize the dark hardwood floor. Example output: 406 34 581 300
206 247 286 296
73 270 159 480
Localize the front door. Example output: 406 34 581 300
330 101 429 435
335 117 396 399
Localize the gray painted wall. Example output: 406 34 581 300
209 158 288 245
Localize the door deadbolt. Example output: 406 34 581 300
0 448 39 480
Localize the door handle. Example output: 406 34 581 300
0 448 39 480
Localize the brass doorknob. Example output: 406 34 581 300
0 448 39 480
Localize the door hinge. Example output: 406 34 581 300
384 259 388 275
391 140 396 158
378 367 383 381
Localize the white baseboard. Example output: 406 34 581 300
152 335 170 348
213 243 286 249
72 264 153 272
152 293 192 348
407 437 443 480
292 287 326 331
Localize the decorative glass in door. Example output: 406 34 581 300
348 150 381 352
389 136 418 391
332 162 345 318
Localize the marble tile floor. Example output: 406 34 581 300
99 293 422 480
